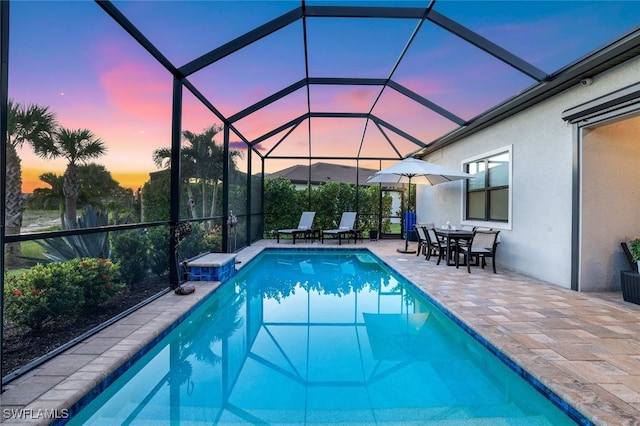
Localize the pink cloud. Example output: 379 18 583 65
98 62 172 121
336 87 377 109
310 86 380 112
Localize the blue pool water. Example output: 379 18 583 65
68 249 581 425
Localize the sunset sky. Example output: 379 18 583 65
8 0 640 192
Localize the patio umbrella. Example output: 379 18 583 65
365 157 472 254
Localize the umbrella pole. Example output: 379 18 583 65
397 175 417 254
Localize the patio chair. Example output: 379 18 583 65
414 224 429 256
457 225 476 249
474 226 493 232
322 212 358 245
418 222 435 229
460 229 500 273
277 211 318 244
425 227 455 264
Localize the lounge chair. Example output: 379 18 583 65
322 212 358 245
277 211 318 244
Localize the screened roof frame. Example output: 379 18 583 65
99 2 536 163
97 0 605 164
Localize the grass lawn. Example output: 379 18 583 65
389 223 401 233
21 240 47 260
3 211 58 275
22 210 61 233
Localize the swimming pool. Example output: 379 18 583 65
67 248 581 424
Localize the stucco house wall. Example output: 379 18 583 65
416 55 640 290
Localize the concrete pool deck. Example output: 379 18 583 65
1 239 640 425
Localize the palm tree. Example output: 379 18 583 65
153 125 242 223
152 147 198 220
5 99 57 263
30 172 65 225
36 128 106 225
30 164 126 227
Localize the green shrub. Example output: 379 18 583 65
73 258 124 309
112 230 150 287
147 226 170 276
178 224 222 261
4 263 85 331
3 257 123 331
629 238 640 262
201 226 223 252
145 223 222 277
141 173 170 222
263 177 300 236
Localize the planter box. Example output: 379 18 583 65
620 270 640 305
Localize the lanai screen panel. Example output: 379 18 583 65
250 147 264 242
253 127 299 158
178 108 229 222
359 123 407 162
9 0 173 227
111 1 299 67
305 17 418 78
187 22 306 118
307 0 421 6
183 90 223 136
309 85 382 114
229 128 249 217
268 122 312 158
370 125 431 163
308 117 369 158
233 87 309 143
373 88 458 146
436 1 640 74
393 21 537 122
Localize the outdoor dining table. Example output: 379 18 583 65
434 228 473 267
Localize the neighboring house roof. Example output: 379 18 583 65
267 162 380 186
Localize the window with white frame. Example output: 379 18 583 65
464 148 511 223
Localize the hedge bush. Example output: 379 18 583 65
74 257 124 309
112 230 150 288
3 257 123 331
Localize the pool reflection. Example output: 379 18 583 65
71 250 575 425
